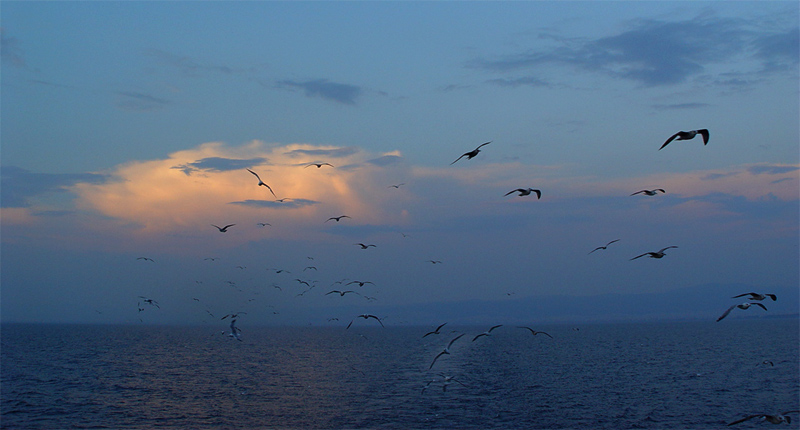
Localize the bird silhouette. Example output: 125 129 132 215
326 215 351 223
716 302 767 322
660 129 709 150
630 246 678 260
451 141 492 165
630 189 665 196
589 239 621 254
211 224 236 233
246 168 277 198
305 162 334 168
504 188 541 199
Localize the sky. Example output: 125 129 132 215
1 1 798 326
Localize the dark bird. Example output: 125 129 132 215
347 280 374 287
136 257 155 262
716 302 768 322
423 322 448 338
660 129 709 150
257 222 271 227
326 215 351 223
294 279 311 287
221 312 247 320
427 260 443 264
429 333 466 369
212 224 236 233
630 189 665 196
472 324 503 342
630 246 678 260
228 319 242 341
246 168 277 198
450 141 492 165
388 183 405 188
517 326 553 339
137 296 160 308
326 290 360 297
204 257 220 261
504 188 541 199
346 314 384 329
589 239 621 254
354 243 376 249
727 411 798 426
732 292 777 301
303 266 317 271
305 162 334 168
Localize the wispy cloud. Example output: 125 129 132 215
276 79 362 105
485 76 550 88
651 102 711 111
144 48 254 77
116 91 170 112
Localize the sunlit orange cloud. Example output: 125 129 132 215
70 141 415 249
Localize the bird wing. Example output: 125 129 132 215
488 324 503 333
429 351 446 369
346 320 354 329
533 189 542 199
504 189 521 196
727 414 761 426
588 247 603 254
450 154 467 165
751 302 768 311
731 293 755 299
448 333 465 348
657 246 678 253
325 291 339 295
472 333 486 342
246 168 262 181
630 190 645 196
607 239 621 246
698 129 709 144
517 326 535 334
630 253 648 260
263 184 277 198
539 331 554 339
766 294 777 301
475 141 492 150
716 305 737 322
659 133 680 150
435 322 448 332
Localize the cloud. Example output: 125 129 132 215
144 48 254 77
485 76 550 88
0 29 26 68
171 156 269 175
1 166 108 208
276 79 362 105
470 16 797 87
747 164 799 175
116 91 170 112
228 198 318 209
651 102 711 110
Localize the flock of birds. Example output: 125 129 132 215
132 130 794 425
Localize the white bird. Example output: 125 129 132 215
211 224 236 233
630 189 665 196
228 319 242 341
504 188 541 199
246 168 277 198
716 302 767 322
660 129 709 150
588 239 621 254
429 333 465 369
422 322 448 338
472 324 503 342
727 411 798 426
451 141 491 165
732 292 777 301
630 246 678 260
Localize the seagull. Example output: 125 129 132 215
517 326 553 338
727 411 799 426
204 257 220 261
438 374 469 392
354 243 376 249
429 333 466 369
630 189 666 196
716 302 768 322
136 257 155 262
472 324 503 342
504 188 541 199
305 162 334 168
246 168 277 198
630 246 678 260
732 292 777 301
303 266 317 271
221 312 247 320
228 319 242 341
257 223 271 227
423 322 448 338
346 314 384 329
137 296 160 308
326 215 351 223
211 224 236 233
346 280 374 287
589 239 621 254
326 290 360 297
388 183 405 189
660 129 709 150
427 260 443 264
294 279 311 287
450 141 492 165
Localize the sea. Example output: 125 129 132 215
2 318 798 429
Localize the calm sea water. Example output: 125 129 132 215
2 319 798 429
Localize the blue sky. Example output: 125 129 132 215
2 2 798 325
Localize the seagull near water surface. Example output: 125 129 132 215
245 168 277 198
346 314 384 329
630 246 678 260
727 411 799 426
472 324 503 342
517 326 553 339
450 141 492 165
429 333 466 369
659 129 709 150
422 322 448 338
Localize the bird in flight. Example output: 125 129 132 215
427 260 443 264
257 222 271 227
732 292 777 301
346 314 384 329
727 411 798 426
517 326 553 339
472 324 503 342
325 290 360 297
204 257 220 261
504 188 541 199
246 168 277 198
346 280 374 287
589 239 621 254
423 322 448 338
451 141 492 165
221 312 247 320
354 243 376 249
429 333 465 369
716 302 767 322
388 183 405 189
228 319 242 341
660 129 709 150
137 296 160 309
136 257 155 262
212 224 236 233
305 162 334 168
326 215 351 223
630 189 665 196
630 246 678 260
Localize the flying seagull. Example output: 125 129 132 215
346 314 384 329
305 162 334 168
326 215 351 223
427 260 443 264
221 312 247 320
630 189 665 196
228 319 243 341
326 290 360 297
472 324 503 342
388 183 405 189
136 257 155 262
257 222 271 227
716 302 768 322
212 224 236 233
354 243 376 249
727 411 798 426
429 333 465 369
589 239 621 254
137 297 160 308
346 280 374 287
246 168 277 198
517 326 553 339
450 141 492 165
504 188 541 199
732 292 777 301
423 322 448 338
660 129 709 150
630 246 678 260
